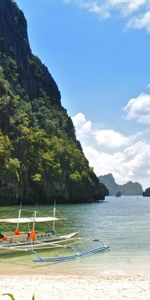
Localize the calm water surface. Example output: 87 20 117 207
0 196 150 275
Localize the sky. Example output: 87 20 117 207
15 0 150 189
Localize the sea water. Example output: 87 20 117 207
0 196 150 276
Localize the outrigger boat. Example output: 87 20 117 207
0 204 79 255
32 239 110 263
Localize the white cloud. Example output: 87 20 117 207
64 0 110 18
72 112 92 139
108 0 147 15
128 11 150 32
72 112 150 189
63 0 150 32
72 112 139 149
94 129 139 148
84 142 150 188
124 93 150 124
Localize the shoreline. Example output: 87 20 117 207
1 256 150 276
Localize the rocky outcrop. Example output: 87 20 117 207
99 174 143 196
143 188 150 197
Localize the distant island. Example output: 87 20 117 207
143 188 150 197
99 174 143 196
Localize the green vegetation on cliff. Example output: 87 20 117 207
0 0 108 204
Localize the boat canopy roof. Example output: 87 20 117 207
0 216 66 224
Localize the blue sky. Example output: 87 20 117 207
15 0 150 189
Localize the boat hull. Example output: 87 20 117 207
0 231 79 255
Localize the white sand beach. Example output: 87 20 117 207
1 273 150 300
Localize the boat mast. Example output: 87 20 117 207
15 202 22 235
52 200 56 232
17 202 22 228
32 207 37 232
29 205 37 241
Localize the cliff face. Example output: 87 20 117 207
99 174 143 196
0 0 61 103
0 0 108 204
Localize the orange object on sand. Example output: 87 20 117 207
14 229 20 235
30 231 37 240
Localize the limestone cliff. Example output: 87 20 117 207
0 0 108 204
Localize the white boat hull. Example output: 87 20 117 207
0 231 79 255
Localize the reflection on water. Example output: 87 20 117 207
0 196 150 275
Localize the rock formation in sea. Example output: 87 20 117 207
99 174 143 196
143 187 150 197
0 0 108 205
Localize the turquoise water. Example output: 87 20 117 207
0 196 150 275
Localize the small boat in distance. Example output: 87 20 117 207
0 203 79 255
